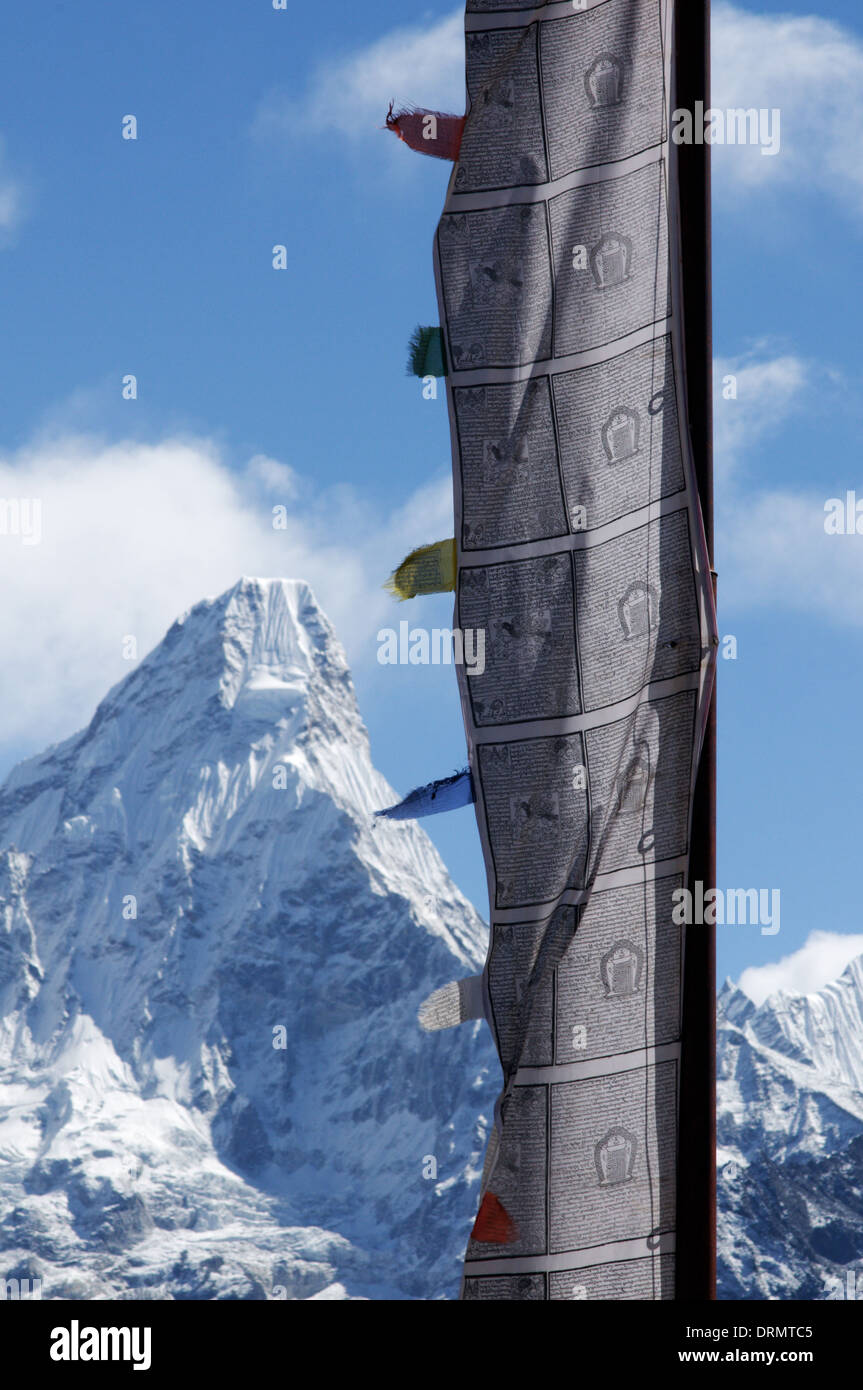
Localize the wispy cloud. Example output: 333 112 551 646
721 486 863 625
0 135 27 244
713 2 863 214
714 349 810 484
253 9 464 148
0 434 452 766
711 347 863 624
739 931 863 1004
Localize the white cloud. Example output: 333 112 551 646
253 9 464 147
720 484 863 623
0 434 453 766
246 453 299 497
714 350 809 484
739 931 863 1004
710 347 863 623
713 2 863 213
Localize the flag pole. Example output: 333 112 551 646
675 0 717 1301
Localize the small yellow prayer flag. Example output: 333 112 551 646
385 538 456 600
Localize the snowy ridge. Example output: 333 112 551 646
718 958 863 1299
0 578 498 1300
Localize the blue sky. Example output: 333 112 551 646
1 0 862 1001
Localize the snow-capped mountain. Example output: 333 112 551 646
718 958 863 1299
0 577 498 1301
6 572 861 1303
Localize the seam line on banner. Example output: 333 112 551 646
470 672 700 744
459 491 693 564
446 317 673 386
463 1232 677 1277
513 1041 682 1086
488 857 689 923
449 141 667 210
465 0 612 34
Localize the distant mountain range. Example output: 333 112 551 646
718 959 863 1299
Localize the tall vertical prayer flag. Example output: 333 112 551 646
431 0 717 1301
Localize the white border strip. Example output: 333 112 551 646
464 1231 676 1276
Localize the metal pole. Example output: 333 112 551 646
675 0 717 1301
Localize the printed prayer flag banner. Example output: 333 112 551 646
432 0 717 1301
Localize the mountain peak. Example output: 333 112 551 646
0 580 494 1300
98 578 356 765
142 575 351 715
0 578 363 843
188 575 351 715
719 948 863 1299
717 976 755 1028
837 952 863 993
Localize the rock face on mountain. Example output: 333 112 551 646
718 958 863 1300
0 578 498 1301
